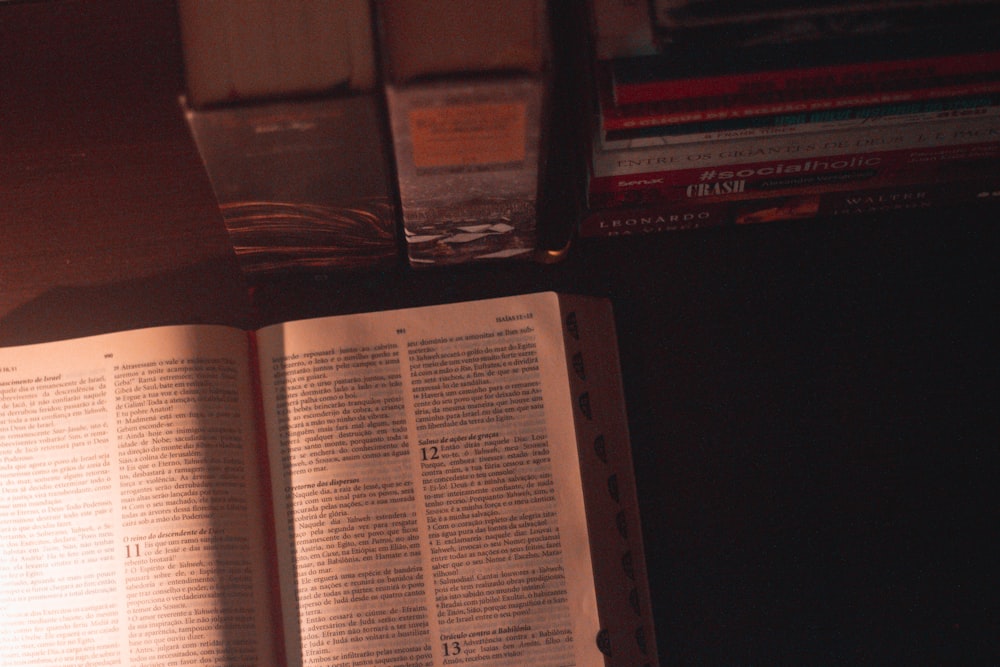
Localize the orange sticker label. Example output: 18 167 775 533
408 103 527 169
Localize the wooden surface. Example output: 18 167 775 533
252 205 1000 664
2 1 999 663
0 0 249 346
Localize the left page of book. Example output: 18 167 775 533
0 325 278 666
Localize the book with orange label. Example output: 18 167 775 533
377 0 556 266
177 0 397 276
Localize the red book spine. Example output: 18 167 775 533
612 51 1000 105
587 141 1000 208
601 81 1000 131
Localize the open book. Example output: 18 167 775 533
0 292 656 666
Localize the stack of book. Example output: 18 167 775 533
581 0 1000 237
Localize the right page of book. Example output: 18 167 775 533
255 292 618 666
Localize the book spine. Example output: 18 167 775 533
579 178 1000 237
649 0 1000 49
600 78 1000 131
182 95 398 277
385 77 545 266
613 48 1000 105
650 0 1000 30
588 138 1000 209
600 98 1000 150
590 114 1000 178
580 200 731 236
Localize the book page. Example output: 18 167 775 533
257 292 603 666
0 326 277 666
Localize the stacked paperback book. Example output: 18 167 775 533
582 0 1000 236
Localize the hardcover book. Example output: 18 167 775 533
378 0 553 266
610 49 1000 106
385 76 547 266
177 1 395 277
183 94 397 278
0 292 658 667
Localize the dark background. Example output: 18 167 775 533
2 1 998 663
253 211 1000 664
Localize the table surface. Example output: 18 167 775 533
252 212 1000 664
0 0 251 345
3 1 998 663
